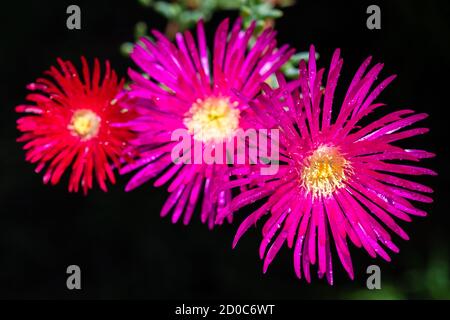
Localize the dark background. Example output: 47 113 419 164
0 0 448 299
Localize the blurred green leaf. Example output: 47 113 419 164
134 21 148 39
179 10 204 29
241 5 252 17
425 251 450 299
120 42 134 56
283 67 299 79
216 0 242 10
138 0 154 7
153 1 182 19
345 285 405 300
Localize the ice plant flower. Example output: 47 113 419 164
122 18 293 228
16 58 135 194
217 45 436 284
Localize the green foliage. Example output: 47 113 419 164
138 0 154 7
346 285 406 300
121 0 309 79
145 0 242 32
343 245 450 300
120 42 134 56
241 0 283 30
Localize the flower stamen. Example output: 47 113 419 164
301 145 350 198
69 109 101 140
183 97 240 143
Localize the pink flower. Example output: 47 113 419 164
122 18 293 228
217 45 436 284
16 58 135 194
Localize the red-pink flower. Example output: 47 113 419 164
217 46 436 284
16 58 135 194
122 18 293 228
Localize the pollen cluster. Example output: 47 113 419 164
183 97 240 143
69 109 101 140
301 145 350 198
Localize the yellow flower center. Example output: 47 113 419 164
301 145 350 198
69 109 101 140
183 97 240 143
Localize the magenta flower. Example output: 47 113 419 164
121 18 293 228
217 45 436 284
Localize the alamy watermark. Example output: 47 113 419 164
171 128 280 175
66 5 81 30
66 265 81 290
366 265 381 290
366 5 381 30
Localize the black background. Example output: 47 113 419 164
0 0 448 299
